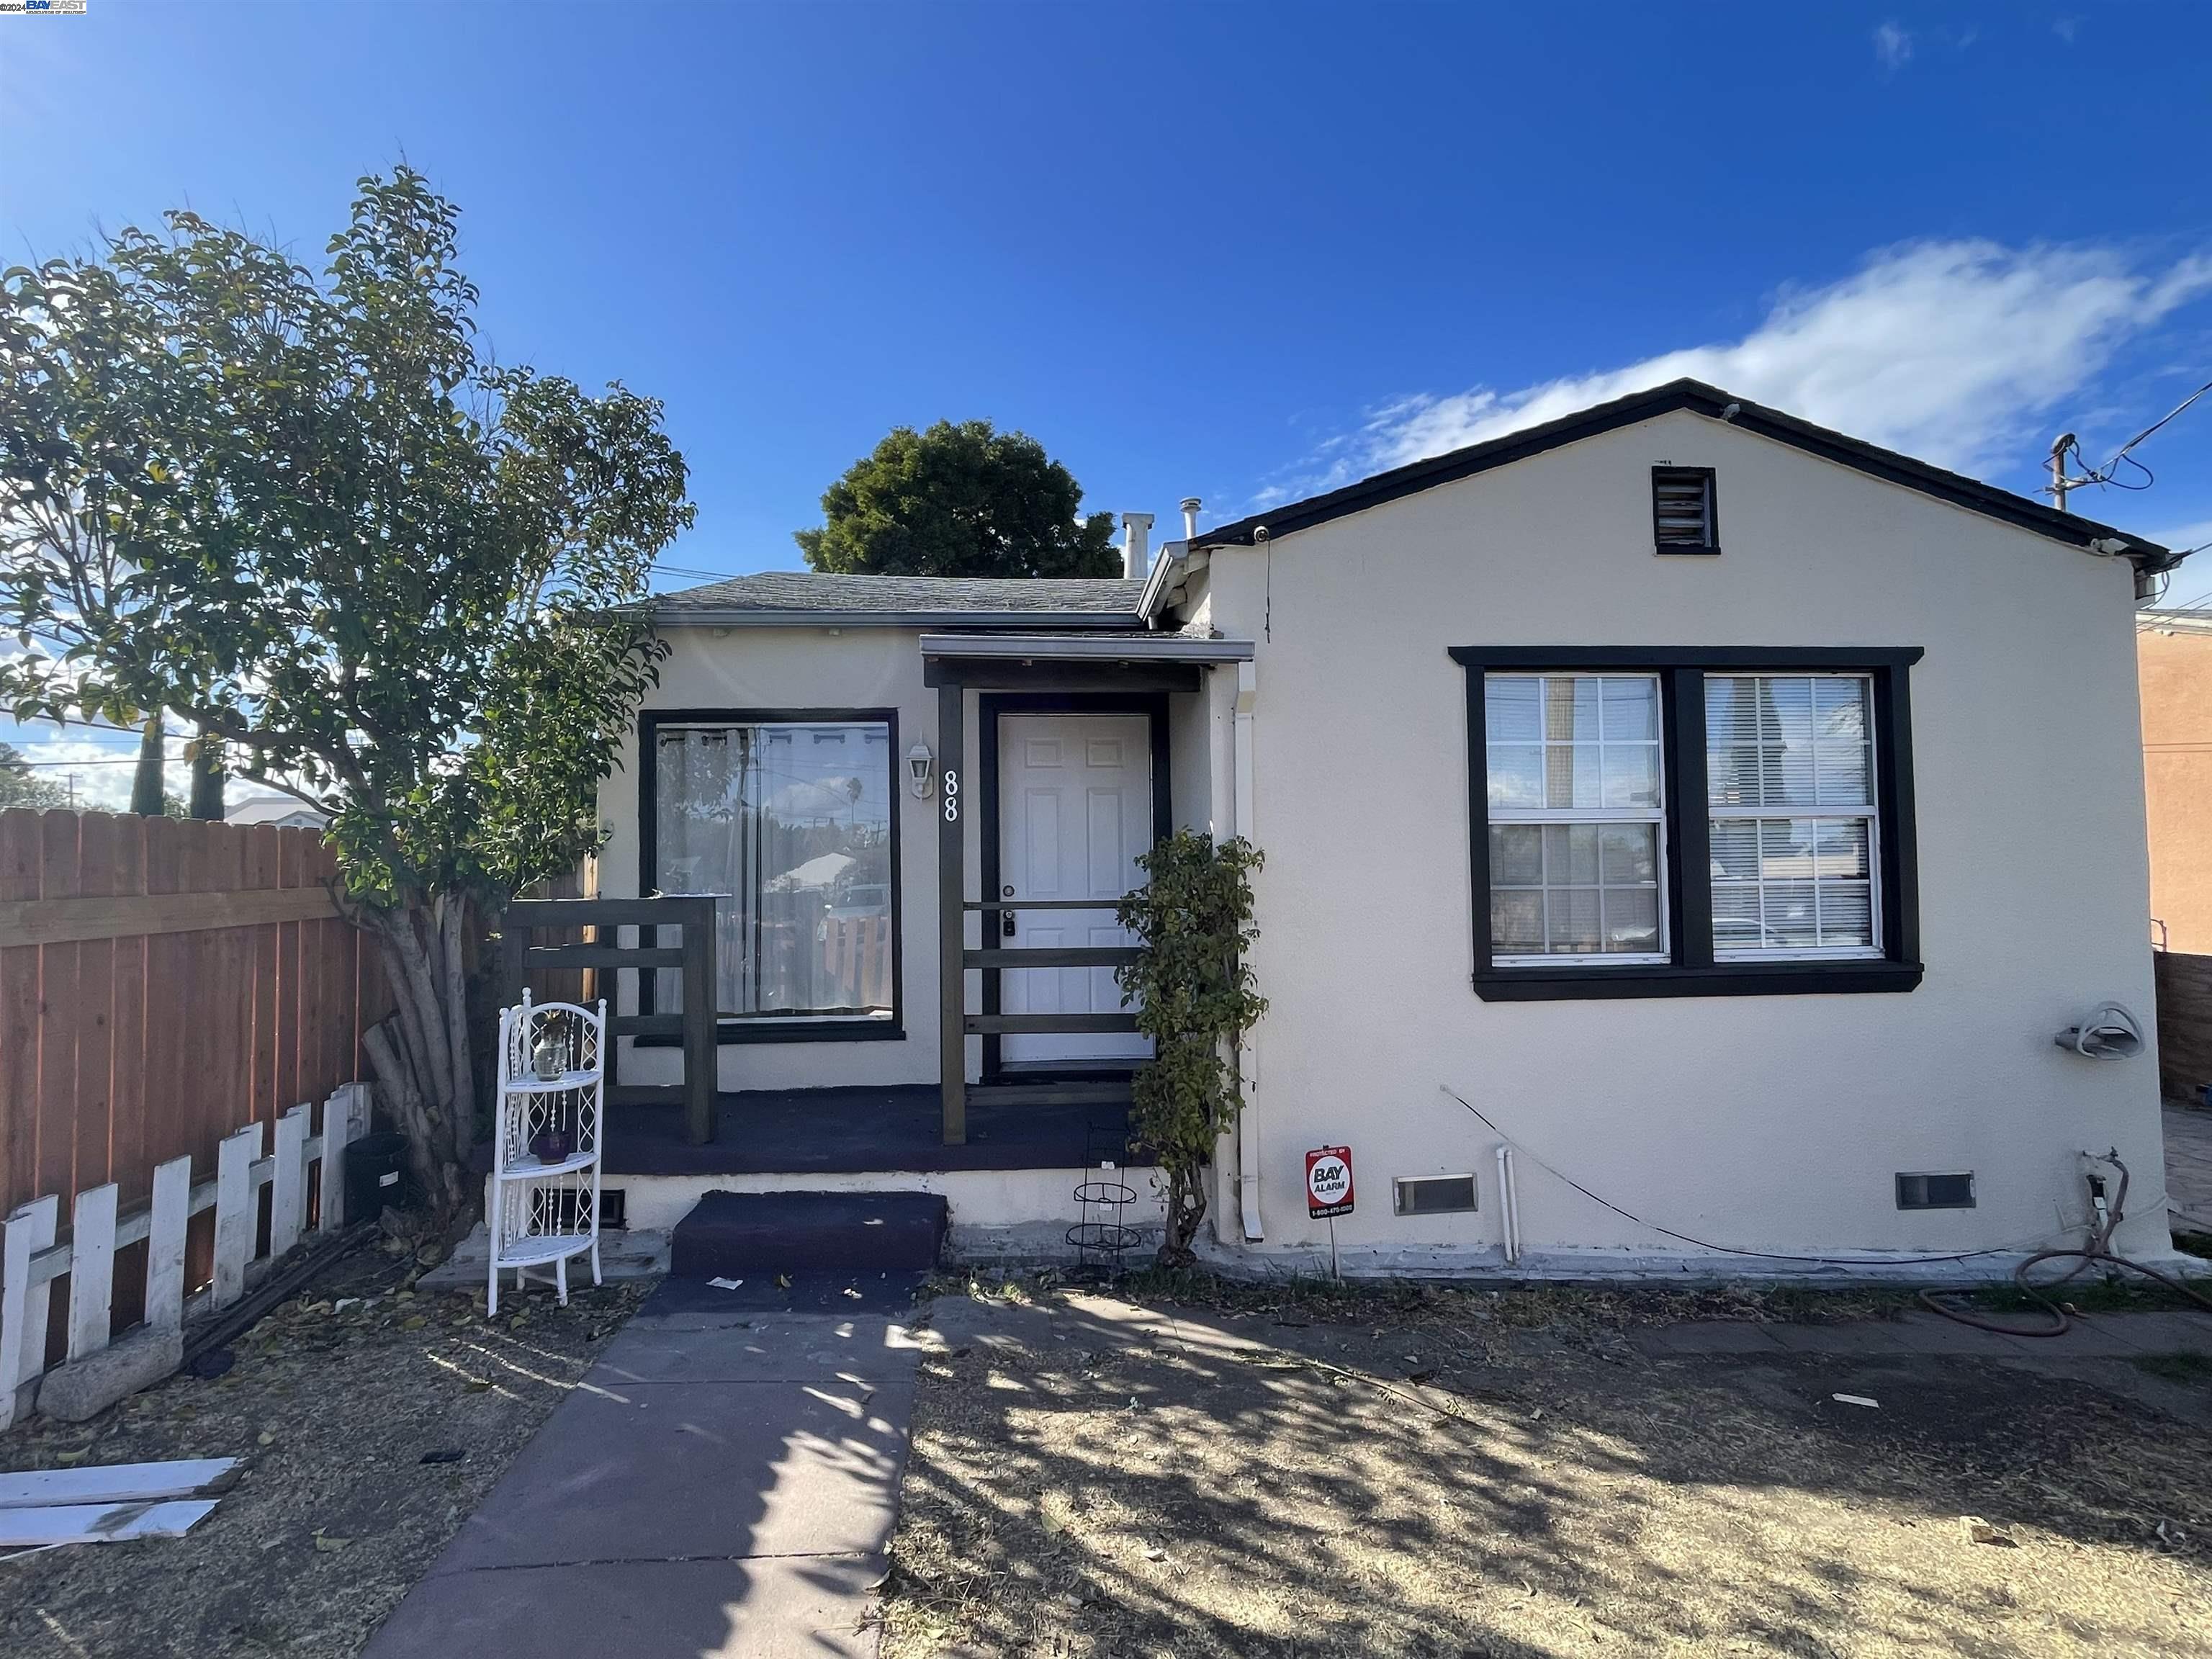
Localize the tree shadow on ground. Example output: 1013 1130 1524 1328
881 1290 2212 1658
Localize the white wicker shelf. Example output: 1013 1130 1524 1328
494 1231 601 1267
495 1148 598 1181
488 992 606 1315
501 1070 600 1095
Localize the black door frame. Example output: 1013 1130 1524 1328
976 692 1173 1082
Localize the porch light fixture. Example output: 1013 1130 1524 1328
906 739 934 798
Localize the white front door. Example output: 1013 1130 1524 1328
997 712 1154 1066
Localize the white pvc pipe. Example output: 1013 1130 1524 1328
1496 1144 1521 1264
1233 659 1264 1243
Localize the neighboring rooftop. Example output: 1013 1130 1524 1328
650 571 1148 629
2139 608 2212 637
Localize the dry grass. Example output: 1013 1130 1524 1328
883 1280 2212 1658
0 1244 649 1659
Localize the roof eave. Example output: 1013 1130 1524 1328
918 632 1255 663
649 607 1151 630
1191 378 2173 569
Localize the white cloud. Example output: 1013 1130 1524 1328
1 725 297 816
1251 240 2212 508
1873 22 1914 72
3 733 160 811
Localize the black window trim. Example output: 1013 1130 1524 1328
1449 647 1923 1002
638 705 906 1044
1651 464 1720 554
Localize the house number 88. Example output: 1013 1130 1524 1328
943 768 960 822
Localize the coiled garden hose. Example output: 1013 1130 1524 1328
1919 1154 2212 1336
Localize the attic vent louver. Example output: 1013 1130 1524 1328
1652 467 1718 553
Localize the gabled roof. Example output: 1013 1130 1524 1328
1190 378 2175 570
651 570 1148 629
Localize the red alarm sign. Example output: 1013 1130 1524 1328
1305 1146 1354 1219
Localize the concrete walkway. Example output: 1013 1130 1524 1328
364 1277 931 1659
2167 1102 2212 1234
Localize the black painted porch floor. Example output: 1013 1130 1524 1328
603 1083 1143 1176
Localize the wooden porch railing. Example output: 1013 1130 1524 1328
495 898 718 1145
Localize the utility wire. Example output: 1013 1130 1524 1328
1439 1084 2095 1268
2062 373 2212 494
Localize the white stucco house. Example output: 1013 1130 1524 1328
588 379 2185 1275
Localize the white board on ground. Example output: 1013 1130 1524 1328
0 1498 219 1547
0 1458 240 1510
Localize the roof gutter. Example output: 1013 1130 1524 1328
918 632 1254 663
649 608 1151 631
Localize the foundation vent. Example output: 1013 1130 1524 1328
1895 1172 1974 1210
1393 1174 1478 1216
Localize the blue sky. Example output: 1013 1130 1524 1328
4 2 2211 802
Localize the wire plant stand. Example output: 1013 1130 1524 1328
1066 1117 1141 1279
490 992 605 1315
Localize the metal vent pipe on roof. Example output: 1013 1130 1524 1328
1120 512 1154 580
1180 497 1202 540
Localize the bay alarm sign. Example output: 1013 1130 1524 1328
1305 1146 1354 1219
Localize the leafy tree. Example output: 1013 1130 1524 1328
1115 832 1266 1265
0 742 66 810
795 419 1118 579
0 169 693 1213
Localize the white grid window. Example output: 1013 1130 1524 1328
1705 675 1879 960
1485 673 1667 962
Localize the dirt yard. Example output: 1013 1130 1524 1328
0 1244 648 1659
882 1277 2212 1659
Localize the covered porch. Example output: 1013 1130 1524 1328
925 630 1254 1143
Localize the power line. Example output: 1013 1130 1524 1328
2056 372 2212 498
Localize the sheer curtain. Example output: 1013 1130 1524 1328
654 722 894 1018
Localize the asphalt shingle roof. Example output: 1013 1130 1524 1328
653 571 1148 617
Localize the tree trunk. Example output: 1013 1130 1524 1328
130 713 166 817
356 902 477 1220
186 731 225 821
1158 1167 1206 1268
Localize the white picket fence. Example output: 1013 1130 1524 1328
0 1082 373 1432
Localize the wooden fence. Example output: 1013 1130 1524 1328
2154 948 2212 1105
1 811 391 1380
0 810 387 1221
2 1083 370 1431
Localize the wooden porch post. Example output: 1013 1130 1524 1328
938 680 967 1145
680 895 717 1146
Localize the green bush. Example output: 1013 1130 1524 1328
1115 832 1265 1264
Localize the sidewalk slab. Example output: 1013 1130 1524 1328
437 1375 914 1571
595 1312 923 1385
364 1552 881 1659
1631 1321 1786 1357
364 1277 922 1659
1765 1323 1916 1356
1887 1311 2032 1356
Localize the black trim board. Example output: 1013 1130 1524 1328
1194 378 2170 570
976 693 1172 1080
637 705 906 1043
1455 647 1923 1002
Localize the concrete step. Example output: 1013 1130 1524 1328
669 1190 949 1280
419 1223 671 1293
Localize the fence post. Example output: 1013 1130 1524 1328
145 1156 192 1334
271 1103 310 1259
66 1184 120 1362
212 1122 261 1310
1 1195 59 1431
320 1083 361 1233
